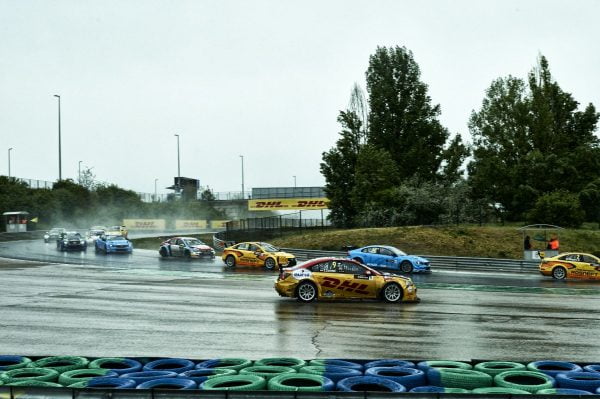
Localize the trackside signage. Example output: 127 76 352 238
248 197 330 211
123 219 166 230
211 220 230 228
175 220 207 230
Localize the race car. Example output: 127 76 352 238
86 226 106 243
347 245 431 273
95 234 133 254
57 231 87 251
106 225 128 239
275 257 420 303
222 242 296 270
159 237 215 259
43 227 66 243
539 252 600 280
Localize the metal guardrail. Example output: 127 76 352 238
279 248 539 273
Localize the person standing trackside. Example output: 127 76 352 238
524 235 532 250
547 236 559 250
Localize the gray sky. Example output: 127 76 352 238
1 0 599 196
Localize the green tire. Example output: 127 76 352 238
474 361 526 377
203 358 253 371
268 373 330 392
200 375 266 391
428 368 492 389
1 368 60 383
58 368 114 386
7 380 63 387
445 388 471 393
67 381 88 388
0 357 32 371
239 366 296 380
255 357 306 370
28 356 89 374
422 360 472 370
472 387 531 394
494 370 555 393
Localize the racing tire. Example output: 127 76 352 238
58 369 118 386
584 365 600 373
555 371 600 392
119 371 177 384
299 366 361 383
494 370 555 393
308 359 363 370
365 359 415 369
400 261 413 273
0 355 32 371
196 358 252 371
199 374 267 391
365 367 425 389
474 361 526 377
136 377 197 390
538 388 592 395
382 283 402 303
472 387 531 394
527 360 582 377
427 367 492 389
85 377 137 388
7 380 63 387
353 257 364 264
337 376 406 392
255 357 306 370
224 255 236 267
409 386 470 393
417 360 473 372
28 356 89 374
159 248 168 258
142 358 195 374
1 368 60 383
268 373 334 391
296 281 317 303
264 257 276 270
88 358 143 375
184 250 191 259
552 266 567 280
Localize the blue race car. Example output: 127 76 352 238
347 245 431 273
95 234 133 254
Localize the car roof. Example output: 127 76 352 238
554 252 597 258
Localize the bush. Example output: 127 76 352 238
527 190 584 227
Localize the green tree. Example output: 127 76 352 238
527 190 584 227
351 144 399 207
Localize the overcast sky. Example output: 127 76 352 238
1 0 599 196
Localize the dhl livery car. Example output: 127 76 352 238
275 257 419 303
222 242 296 270
539 252 600 280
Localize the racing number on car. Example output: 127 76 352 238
321 277 369 294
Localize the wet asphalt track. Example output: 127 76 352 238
0 240 599 361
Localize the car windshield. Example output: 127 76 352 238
107 235 125 241
90 230 104 235
184 239 204 246
390 247 407 256
67 234 81 239
259 242 279 252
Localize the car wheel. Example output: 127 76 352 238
552 266 567 280
225 255 236 267
184 250 191 259
353 257 364 264
264 257 276 270
159 247 168 258
296 281 317 302
382 283 403 303
400 261 413 273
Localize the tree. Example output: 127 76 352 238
200 187 216 201
527 190 584 228
441 135 470 184
78 167 96 190
366 46 450 182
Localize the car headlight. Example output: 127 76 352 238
44 234 49 239
63 240 68 243
405 280 414 287
80 240 85 244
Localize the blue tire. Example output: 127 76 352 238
88 358 143 375
143 358 195 374
365 367 425 390
0 356 32 371
337 376 406 392
136 378 196 390
119 371 177 384
365 359 415 369
585 365 600 373
196 358 252 371
527 361 582 377
178 368 237 384
86 377 137 389
299 366 362 383
555 371 600 392
410 386 470 393
308 359 363 370
538 388 592 395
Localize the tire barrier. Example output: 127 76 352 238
555 371 600 392
178 368 237 384
0 356 32 371
6 380 64 387
409 386 470 393
199 374 267 391
527 360 582 377
337 376 406 392
142 358 195 374
537 388 592 395
417 360 472 373
196 358 253 371
494 370 555 393
0 367 60 383
427 368 493 389
584 365 600 373
255 357 306 370
58 368 118 386
84 377 137 388
472 387 531 394
239 365 296 381
268 373 335 392
88 357 143 375
364 359 415 369
119 370 178 384
27 356 89 374
365 367 425 389
475 361 527 377
136 377 196 390
308 359 363 370
300 365 362 383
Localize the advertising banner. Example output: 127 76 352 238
175 220 208 230
248 198 330 211
210 220 230 228
123 219 166 230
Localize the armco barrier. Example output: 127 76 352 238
279 248 539 274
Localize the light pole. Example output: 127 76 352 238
174 134 180 192
240 155 245 199
78 160 82 184
8 148 13 178
53 94 62 180
293 175 296 188
154 178 158 202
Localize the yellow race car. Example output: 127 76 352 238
222 241 296 270
539 252 600 280
275 257 420 303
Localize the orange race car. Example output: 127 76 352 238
539 252 600 280
221 241 296 270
